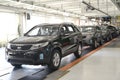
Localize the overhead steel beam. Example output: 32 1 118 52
82 1 111 16
111 0 120 11
0 0 82 17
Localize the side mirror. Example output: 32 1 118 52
24 33 26 36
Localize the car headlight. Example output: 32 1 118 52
30 42 49 50
6 43 11 49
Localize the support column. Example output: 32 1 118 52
18 13 27 36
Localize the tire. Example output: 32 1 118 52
11 64 21 68
106 36 109 42
74 43 82 58
92 39 99 49
48 50 61 70
100 38 104 45
109 34 112 40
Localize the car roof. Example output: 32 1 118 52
80 25 96 28
35 23 74 27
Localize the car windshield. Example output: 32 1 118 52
101 26 107 30
26 25 59 36
81 26 94 32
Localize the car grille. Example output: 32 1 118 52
11 44 32 50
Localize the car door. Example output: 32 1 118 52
59 25 71 55
65 24 79 53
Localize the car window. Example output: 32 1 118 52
96 26 101 31
26 25 59 36
60 26 67 33
101 26 107 30
67 25 75 33
27 27 40 36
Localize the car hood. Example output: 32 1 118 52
10 36 57 44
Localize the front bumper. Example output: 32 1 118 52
5 48 51 65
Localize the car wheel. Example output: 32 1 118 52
106 36 109 42
109 34 112 40
92 39 99 48
74 43 82 58
48 50 61 70
100 38 104 45
11 64 21 68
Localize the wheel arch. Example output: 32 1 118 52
52 47 62 57
48 47 62 70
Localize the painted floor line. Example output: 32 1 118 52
59 38 117 71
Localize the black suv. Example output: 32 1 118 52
107 25 119 38
6 23 82 70
100 25 113 42
80 26 103 48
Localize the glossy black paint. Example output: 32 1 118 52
107 25 119 38
79 26 102 46
99 25 112 41
100 25 119 41
6 23 82 68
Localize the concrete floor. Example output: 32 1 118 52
0 37 120 80
0 46 92 80
59 37 120 80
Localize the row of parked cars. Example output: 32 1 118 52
5 23 120 70
79 24 120 48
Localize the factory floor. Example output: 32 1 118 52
0 37 120 80
56 37 120 80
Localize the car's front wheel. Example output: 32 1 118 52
48 50 61 70
106 36 109 42
92 39 99 48
100 38 104 45
74 43 82 58
109 34 113 40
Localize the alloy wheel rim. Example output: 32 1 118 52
101 39 103 44
95 40 98 48
53 52 60 67
78 45 82 55
107 37 109 41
